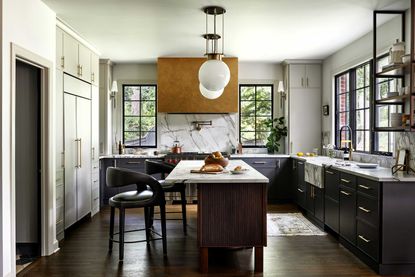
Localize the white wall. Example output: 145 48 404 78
1 0 56 275
322 12 410 145
111 61 284 153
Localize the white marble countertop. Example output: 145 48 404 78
292 155 415 182
230 153 291 158
165 160 269 184
99 154 166 159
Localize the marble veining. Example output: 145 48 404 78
395 132 415 169
304 162 324 188
158 113 238 153
165 160 269 184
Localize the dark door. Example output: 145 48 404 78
339 186 356 244
324 197 339 233
15 60 42 262
314 187 324 222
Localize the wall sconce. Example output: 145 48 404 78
192 120 212 131
110 80 118 109
278 80 286 109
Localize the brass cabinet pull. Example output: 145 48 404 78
297 188 304 193
75 139 80 168
341 178 351 183
78 138 82 168
92 147 95 160
91 72 95 82
306 77 309 87
61 151 65 169
340 190 351 196
359 184 371 190
358 235 370 243
114 160 117 167
253 161 267 164
126 161 142 164
359 206 371 213
61 56 65 68
326 170 334 175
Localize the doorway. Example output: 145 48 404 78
15 60 42 273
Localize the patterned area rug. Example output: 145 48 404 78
267 213 327 236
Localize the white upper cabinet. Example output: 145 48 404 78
305 64 321 88
78 44 91 83
60 27 98 84
63 32 79 77
289 64 321 89
90 53 99 86
56 27 64 70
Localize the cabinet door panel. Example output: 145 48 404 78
305 183 315 214
305 64 321 88
289 64 306 88
56 27 64 70
296 186 306 209
339 186 356 244
76 97 92 219
78 44 91 82
91 86 99 162
325 196 339 233
325 169 339 200
63 33 79 77
91 52 99 86
64 94 77 228
256 167 276 201
314 187 324 222
289 88 321 154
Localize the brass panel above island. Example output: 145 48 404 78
157 57 238 113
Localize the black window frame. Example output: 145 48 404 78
239 84 274 148
122 84 157 148
335 58 394 156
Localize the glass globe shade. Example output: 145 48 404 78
199 83 224 99
198 59 230 91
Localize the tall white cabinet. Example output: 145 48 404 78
56 25 100 238
284 61 322 154
64 90 92 228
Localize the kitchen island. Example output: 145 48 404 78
165 160 268 273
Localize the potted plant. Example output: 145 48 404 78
265 117 287 153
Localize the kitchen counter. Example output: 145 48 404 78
99 154 166 159
230 153 290 158
292 155 415 182
165 160 269 184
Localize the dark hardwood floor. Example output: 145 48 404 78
20 204 381 277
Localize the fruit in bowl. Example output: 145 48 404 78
204 151 229 168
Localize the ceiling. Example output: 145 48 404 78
43 0 410 63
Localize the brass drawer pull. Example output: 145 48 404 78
297 188 304 193
326 170 334 175
126 161 142 164
341 178 351 183
358 206 371 213
253 161 267 164
358 235 370 243
359 184 371 190
340 190 351 196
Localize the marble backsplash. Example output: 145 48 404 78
157 113 238 153
395 132 415 169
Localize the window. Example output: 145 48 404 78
239 85 273 147
123 85 157 147
335 59 395 155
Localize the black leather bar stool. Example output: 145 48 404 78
106 167 167 260
145 160 187 234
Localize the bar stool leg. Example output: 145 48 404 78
144 207 150 244
160 204 167 256
180 189 187 234
109 206 115 252
119 208 125 261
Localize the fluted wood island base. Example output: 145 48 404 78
165 160 268 273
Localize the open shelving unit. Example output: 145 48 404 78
372 8 415 132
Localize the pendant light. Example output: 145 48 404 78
198 6 230 99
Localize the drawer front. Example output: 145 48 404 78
357 178 379 198
325 169 339 200
357 194 378 226
115 158 145 171
339 186 356 244
340 172 356 190
243 158 280 168
324 196 339 233
92 173 99 190
357 220 379 261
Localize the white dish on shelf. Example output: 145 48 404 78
356 163 378 169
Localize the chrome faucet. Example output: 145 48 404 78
339 125 354 160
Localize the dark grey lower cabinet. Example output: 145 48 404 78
304 182 324 222
241 158 291 203
324 197 339 232
339 185 356 244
